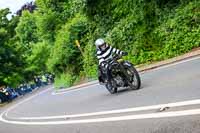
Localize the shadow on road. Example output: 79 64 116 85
113 84 146 95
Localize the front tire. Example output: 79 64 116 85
105 80 117 94
125 64 141 90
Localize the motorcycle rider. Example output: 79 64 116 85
95 38 128 84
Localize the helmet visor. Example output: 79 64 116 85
99 43 106 50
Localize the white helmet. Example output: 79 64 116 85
95 38 105 47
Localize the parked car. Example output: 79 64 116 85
0 91 9 103
15 84 33 96
24 84 33 93
5 87 19 100
0 87 14 103
15 86 26 96
30 84 37 90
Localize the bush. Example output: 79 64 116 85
47 13 87 74
82 39 98 79
154 1 200 59
54 72 77 89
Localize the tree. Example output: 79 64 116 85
16 11 38 49
0 9 24 87
47 14 87 75
25 41 51 75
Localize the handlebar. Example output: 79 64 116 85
106 54 122 64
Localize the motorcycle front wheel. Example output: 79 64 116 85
105 80 117 94
125 65 141 90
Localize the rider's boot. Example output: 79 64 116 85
98 75 106 85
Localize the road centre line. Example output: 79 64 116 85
13 99 200 120
1 109 200 125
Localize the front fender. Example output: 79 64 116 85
123 61 133 67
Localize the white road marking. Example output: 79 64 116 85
15 99 200 120
52 88 83 95
1 109 200 125
1 87 53 118
52 84 97 95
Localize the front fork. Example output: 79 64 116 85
120 62 134 88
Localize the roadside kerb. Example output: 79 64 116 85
137 48 200 72
0 102 7 107
55 48 200 93
54 80 98 93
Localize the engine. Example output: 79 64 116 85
114 75 125 87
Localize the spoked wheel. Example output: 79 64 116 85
105 80 117 94
125 66 141 90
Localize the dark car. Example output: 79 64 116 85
23 84 33 93
15 86 26 96
15 84 32 96
0 91 9 103
5 87 19 100
0 88 10 103
30 84 37 90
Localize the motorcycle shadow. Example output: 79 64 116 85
116 88 129 94
115 84 144 95
115 88 135 94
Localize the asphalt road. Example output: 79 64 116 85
0 56 200 133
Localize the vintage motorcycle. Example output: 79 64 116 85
102 55 141 94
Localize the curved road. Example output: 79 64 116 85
1 56 200 133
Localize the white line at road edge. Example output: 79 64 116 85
16 99 200 120
0 87 52 121
1 109 200 125
52 84 97 95
1 99 200 125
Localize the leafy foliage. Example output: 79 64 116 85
0 9 24 87
16 11 38 47
154 1 200 59
26 41 51 73
0 0 199 88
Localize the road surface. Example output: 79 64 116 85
0 56 200 133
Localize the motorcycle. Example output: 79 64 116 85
103 55 141 94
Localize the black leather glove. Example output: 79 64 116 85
122 51 128 56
